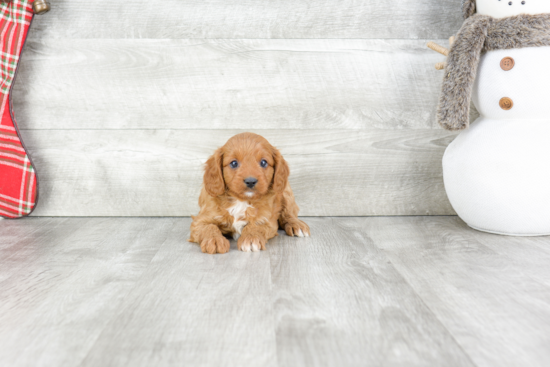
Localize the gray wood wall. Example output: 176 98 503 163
14 0 468 217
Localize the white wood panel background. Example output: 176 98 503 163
24 129 456 217
7 0 469 217
14 39 448 130
28 0 463 39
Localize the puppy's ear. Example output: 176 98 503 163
272 147 290 193
204 148 225 197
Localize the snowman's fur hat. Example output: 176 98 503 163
438 13 550 130
462 0 476 19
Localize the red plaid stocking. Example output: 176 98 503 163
0 0 37 218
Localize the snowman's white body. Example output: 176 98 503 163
443 44 550 235
442 0 550 236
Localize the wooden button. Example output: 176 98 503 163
500 57 515 71
499 97 513 110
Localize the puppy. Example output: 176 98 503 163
189 133 310 254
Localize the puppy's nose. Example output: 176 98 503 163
244 177 258 188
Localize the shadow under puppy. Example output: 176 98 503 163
189 133 310 254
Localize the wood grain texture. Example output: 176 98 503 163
269 217 475 367
366 216 550 367
5 217 550 366
0 217 62 283
11 1 468 218
13 39 448 130
28 0 463 39
80 218 276 367
0 218 174 367
471 228 550 288
19 129 458 217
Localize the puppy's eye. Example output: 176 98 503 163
260 159 268 168
230 160 239 168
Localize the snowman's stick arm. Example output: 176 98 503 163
427 37 455 70
427 42 449 56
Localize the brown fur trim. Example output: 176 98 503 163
438 13 550 130
438 15 491 130
462 0 476 19
484 14 550 52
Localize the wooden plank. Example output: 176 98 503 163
13 39 448 130
79 218 277 367
445 220 550 292
0 217 59 253
0 217 64 283
0 218 175 367
366 216 550 367
29 0 463 40
19 129 457 217
269 217 475 366
2 217 549 366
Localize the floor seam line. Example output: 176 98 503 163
377 243 480 367
76 219 177 367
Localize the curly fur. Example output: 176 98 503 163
438 13 550 130
189 133 310 254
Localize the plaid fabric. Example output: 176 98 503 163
0 0 36 218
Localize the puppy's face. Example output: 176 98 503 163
203 133 289 200
222 142 274 199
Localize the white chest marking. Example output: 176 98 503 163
227 200 252 240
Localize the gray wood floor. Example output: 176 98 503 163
1 216 549 367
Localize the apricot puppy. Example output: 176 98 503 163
189 133 310 254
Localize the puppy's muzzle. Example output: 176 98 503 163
244 177 258 189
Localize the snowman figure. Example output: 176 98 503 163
431 0 550 235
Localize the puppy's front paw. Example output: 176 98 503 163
200 236 230 254
238 234 266 252
284 220 310 238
